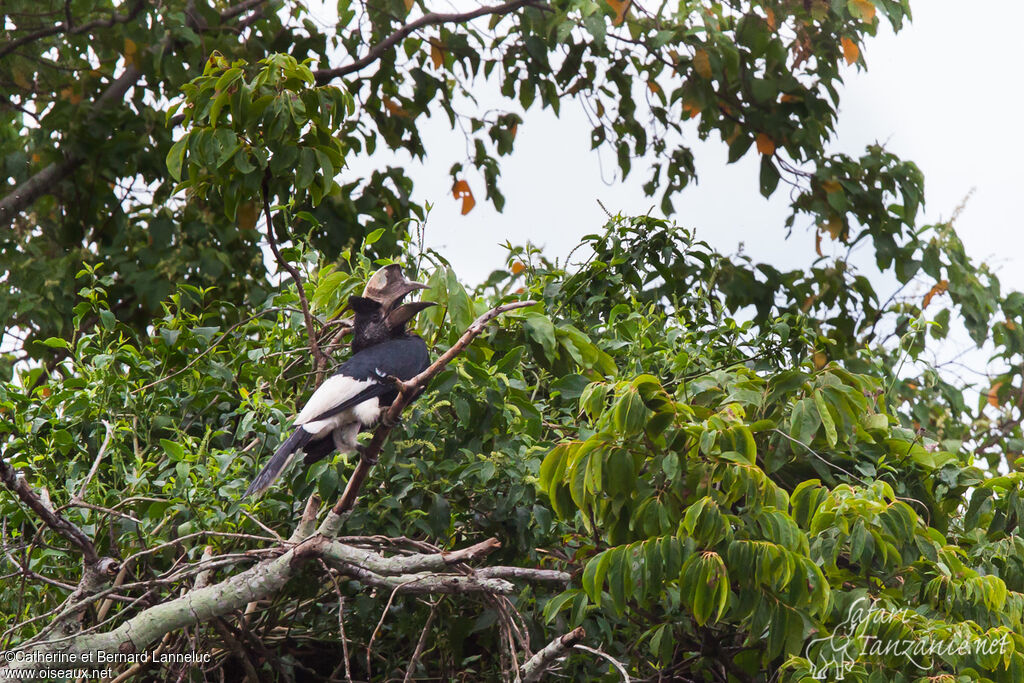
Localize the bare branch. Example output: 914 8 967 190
0 452 99 565
314 0 540 84
521 627 586 682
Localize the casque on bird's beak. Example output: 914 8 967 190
361 264 435 326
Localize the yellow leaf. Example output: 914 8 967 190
237 201 259 232
430 42 444 69
124 37 137 67
842 37 860 65
404 0 414 11
922 279 949 309
821 179 841 193
765 8 777 30
511 262 526 276
851 0 876 22
607 0 630 26
595 99 605 118
989 382 1003 408
813 351 828 370
821 218 843 240
693 49 712 79
452 179 476 215
756 133 775 156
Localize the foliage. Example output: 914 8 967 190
6 0 1024 681
4 0 922 358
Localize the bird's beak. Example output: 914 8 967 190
363 265 431 311
386 301 437 328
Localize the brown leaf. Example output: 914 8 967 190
693 50 712 79
607 0 630 26
815 230 823 257
765 8 777 30
756 133 775 156
989 382 1003 408
383 97 410 117
430 41 444 69
842 37 860 65
403 0 414 11
922 279 949 309
511 261 526 276
237 201 259 232
452 179 476 215
647 80 663 95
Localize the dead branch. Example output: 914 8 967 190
0 450 100 565
0 532 556 675
521 626 586 682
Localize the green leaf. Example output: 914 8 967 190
166 136 188 181
812 389 838 447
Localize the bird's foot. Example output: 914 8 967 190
355 443 379 465
374 368 408 393
380 412 404 429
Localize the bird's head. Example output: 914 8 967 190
348 266 436 350
362 264 430 312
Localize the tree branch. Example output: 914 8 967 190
1 533 554 673
521 626 586 682
319 299 538 535
0 0 268 226
0 451 99 565
314 0 540 84
0 0 148 62
260 178 328 380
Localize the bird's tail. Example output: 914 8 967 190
244 428 312 498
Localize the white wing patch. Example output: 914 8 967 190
294 376 374 425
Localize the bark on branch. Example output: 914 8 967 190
0 533 558 674
521 626 586 682
314 0 541 84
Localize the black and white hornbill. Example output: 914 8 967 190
244 267 435 498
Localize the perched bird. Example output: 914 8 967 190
244 268 435 498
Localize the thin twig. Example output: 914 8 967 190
261 177 328 381
75 420 114 500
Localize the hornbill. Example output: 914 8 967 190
244 267 435 498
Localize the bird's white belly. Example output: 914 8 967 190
300 397 382 439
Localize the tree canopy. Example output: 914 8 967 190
4 1 1024 682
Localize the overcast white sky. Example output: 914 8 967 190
339 1 1024 293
